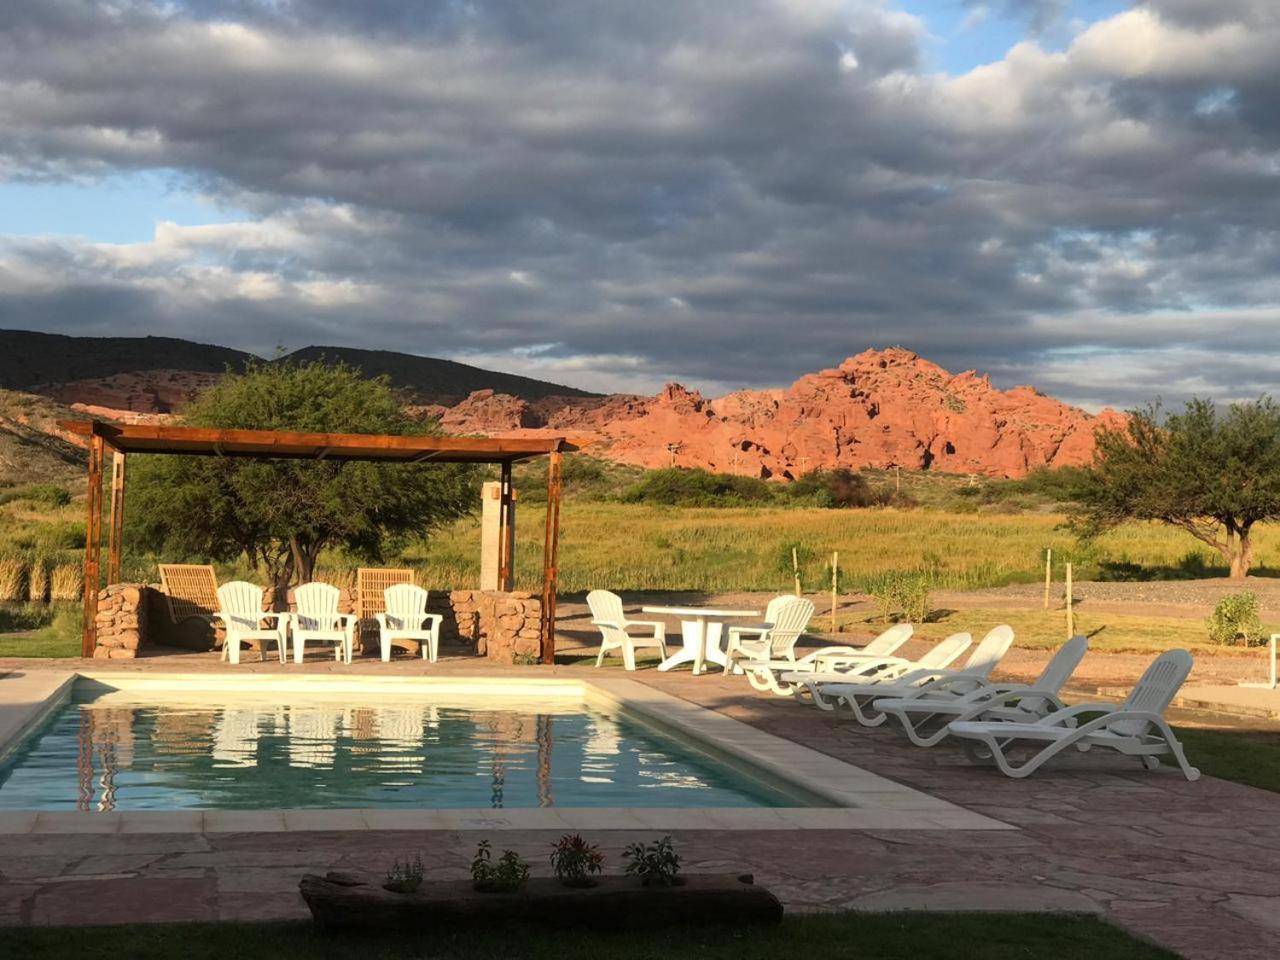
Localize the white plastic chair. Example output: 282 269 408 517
375 583 443 662
820 625 1016 723
875 635 1089 747
212 581 287 665
738 623 914 696
291 582 357 664
948 649 1200 780
588 589 668 671
784 632 973 708
724 595 815 674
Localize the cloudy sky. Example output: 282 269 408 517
0 0 1277 409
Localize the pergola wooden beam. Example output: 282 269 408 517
63 420 580 661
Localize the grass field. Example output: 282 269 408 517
7 913 1176 960
409 503 1280 595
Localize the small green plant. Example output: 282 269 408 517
471 840 531 892
861 570 932 623
549 833 604 888
1207 593 1263 646
384 854 425 894
622 835 682 887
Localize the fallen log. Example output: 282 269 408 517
299 871 783 932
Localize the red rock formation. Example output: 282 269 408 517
442 348 1124 478
29 348 1123 478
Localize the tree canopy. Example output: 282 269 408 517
1073 397 1280 578
128 361 477 591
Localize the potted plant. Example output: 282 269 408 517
383 855 425 894
471 840 531 893
622 835 684 887
550 833 604 888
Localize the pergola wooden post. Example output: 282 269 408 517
496 460 514 591
539 446 564 665
80 431 106 657
62 420 579 661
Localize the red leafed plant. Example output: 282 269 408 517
549 833 605 888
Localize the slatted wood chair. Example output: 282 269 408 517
159 564 220 625
357 568 416 620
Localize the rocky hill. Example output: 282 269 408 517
0 330 599 409
0 329 1120 480
431 348 1123 478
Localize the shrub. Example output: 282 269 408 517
0 558 24 602
1207 593 1263 647
788 469 875 508
0 484 72 508
471 841 530 892
27 558 48 603
549 834 604 888
384 855 425 894
50 562 82 601
861 570 933 623
622 835 682 887
620 468 773 507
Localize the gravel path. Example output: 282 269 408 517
950 578 1280 618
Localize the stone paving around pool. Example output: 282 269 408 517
1 639 1278 960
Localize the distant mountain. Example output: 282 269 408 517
0 330 253 390
0 329 599 407
281 345 599 403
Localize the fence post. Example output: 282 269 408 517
830 551 839 635
1065 562 1074 638
1043 548 1052 610
792 547 802 597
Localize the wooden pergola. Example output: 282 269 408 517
59 420 576 661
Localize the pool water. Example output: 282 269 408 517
0 689 796 811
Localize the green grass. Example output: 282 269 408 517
6 914 1176 960
1173 726 1280 793
0 602 81 657
408 502 1280 594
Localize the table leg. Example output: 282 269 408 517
657 620 699 672
692 617 709 675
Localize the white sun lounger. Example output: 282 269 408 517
815 625 1015 724
948 649 1200 780
874 635 1089 746
783 632 973 709
737 623 914 696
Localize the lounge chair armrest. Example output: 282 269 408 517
375 613 388 628
591 619 622 629
422 613 444 629
898 671 990 699
728 624 772 635
1040 702 1117 726
796 645 859 665
620 619 665 631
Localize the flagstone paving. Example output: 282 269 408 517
1 649 1277 959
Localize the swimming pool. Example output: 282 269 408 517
0 684 797 811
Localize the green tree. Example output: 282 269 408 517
1074 397 1280 579
128 361 477 592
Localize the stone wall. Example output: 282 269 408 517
93 583 154 659
430 589 542 663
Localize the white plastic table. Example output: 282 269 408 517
641 605 760 675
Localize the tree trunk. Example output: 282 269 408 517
1230 524 1254 579
1217 520 1254 579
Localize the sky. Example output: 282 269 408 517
0 1 1277 410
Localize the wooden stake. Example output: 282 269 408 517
81 433 106 657
1043 548 1052 610
1065 562 1074 638
830 551 839 634
895 466 901 493
107 451 126 586
792 547 802 597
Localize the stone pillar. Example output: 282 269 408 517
92 584 152 659
479 480 515 592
